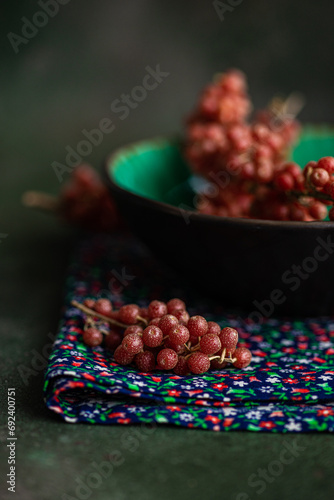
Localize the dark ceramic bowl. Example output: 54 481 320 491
104 128 334 317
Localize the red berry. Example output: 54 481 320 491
188 352 211 374
200 333 221 355
220 69 246 93
173 356 189 376
94 299 113 316
309 201 327 220
83 298 95 309
210 358 228 370
174 309 190 325
310 168 330 188
104 330 122 350
304 160 317 172
164 338 186 354
169 325 190 345
256 161 273 183
206 321 221 336
272 203 290 221
148 300 167 319
114 345 134 365
241 162 255 180
289 204 306 221
274 172 294 191
159 314 179 335
167 298 186 315
122 333 144 355
135 351 156 372
149 318 161 326
285 162 301 178
83 327 103 347
317 156 334 174
118 304 140 325
219 327 238 352
142 325 163 348
233 347 252 369
157 348 178 370
72 163 100 187
188 316 208 337
123 325 143 337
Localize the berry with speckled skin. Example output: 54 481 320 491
188 352 211 374
83 327 103 347
169 325 190 345
135 351 156 372
148 300 168 319
142 325 163 348
157 348 178 370
114 345 134 365
200 333 221 355
233 347 252 368
118 304 140 325
122 333 144 355
188 316 208 337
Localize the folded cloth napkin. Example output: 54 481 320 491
44 233 334 432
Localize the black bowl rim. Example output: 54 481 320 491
104 136 334 230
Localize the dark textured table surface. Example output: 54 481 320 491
1 1 334 499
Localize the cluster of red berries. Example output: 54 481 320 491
251 157 334 221
184 69 334 221
185 70 299 216
72 297 252 375
22 164 119 232
304 157 334 221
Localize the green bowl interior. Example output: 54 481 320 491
108 126 334 209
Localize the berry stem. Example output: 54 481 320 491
289 189 333 203
190 345 200 352
71 300 129 328
137 315 148 326
22 191 60 212
84 317 96 331
220 348 226 363
269 92 304 121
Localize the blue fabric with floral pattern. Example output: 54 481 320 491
44 234 334 432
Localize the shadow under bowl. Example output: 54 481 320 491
104 129 334 317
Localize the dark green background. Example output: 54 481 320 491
1 1 334 499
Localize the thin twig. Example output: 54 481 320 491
22 191 60 212
71 300 129 329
